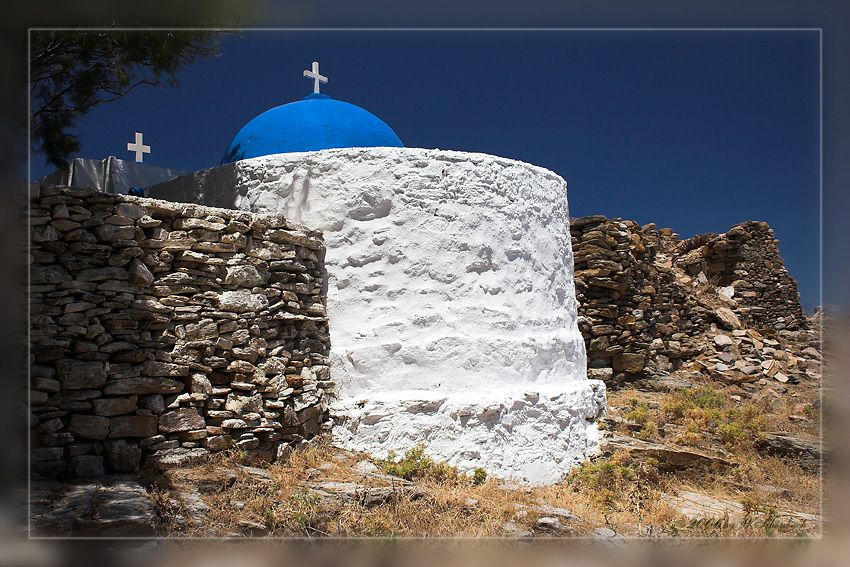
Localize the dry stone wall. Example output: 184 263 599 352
571 216 806 386
676 221 806 330
29 185 331 479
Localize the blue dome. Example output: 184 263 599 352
221 93 403 164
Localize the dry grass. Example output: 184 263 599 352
145 374 822 538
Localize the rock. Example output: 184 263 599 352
225 392 263 415
38 417 65 434
218 291 269 313
754 432 822 472
69 455 105 478
57 360 106 390
67 414 109 440
533 504 579 521
237 519 269 536
30 478 159 536
224 265 267 286
92 396 138 416
633 374 698 392
142 361 189 378
144 447 209 470
587 367 614 381
612 352 645 373
502 521 533 538
128 257 154 287
601 432 731 471
354 460 379 474
593 526 617 538
103 377 184 395
140 394 167 414
206 435 233 451
313 481 425 508
77 266 129 281
159 408 206 433
801 347 821 359
93 224 135 242
715 307 743 330
106 440 142 472
761 359 780 378
713 334 734 348
753 388 784 412
190 374 212 395
116 202 146 219
108 415 158 437
662 490 743 521
236 437 259 450
31 447 65 461
536 517 561 531
275 442 293 462
33 225 61 242
140 434 165 449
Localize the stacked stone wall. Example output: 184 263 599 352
571 216 806 386
29 186 331 479
678 221 806 330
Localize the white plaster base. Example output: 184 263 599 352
332 381 606 485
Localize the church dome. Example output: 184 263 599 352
221 93 403 164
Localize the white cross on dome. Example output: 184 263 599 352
126 132 150 163
303 61 328 94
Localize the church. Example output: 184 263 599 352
41 62 605 484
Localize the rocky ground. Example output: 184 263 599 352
26 309 826 538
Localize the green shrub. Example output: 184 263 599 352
803 403 818 422
664 386 724 422
139 469 172 491
720 404 766 447
638 421 657 440
288 488 320 527
376 444 462 484
472 467 487 485
626 403 651 426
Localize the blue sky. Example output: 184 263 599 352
30 30 821 310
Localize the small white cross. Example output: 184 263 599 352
303 61 328 94
126 132 150 163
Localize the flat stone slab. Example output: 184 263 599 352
754 432 823 472
601 432 732 471
662 490 822 525
144 448 209 471
308 480 425 508
30 477 159 536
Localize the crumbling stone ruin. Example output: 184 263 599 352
29 186 332 479
571 215 807 386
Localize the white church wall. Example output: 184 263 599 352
149 147 606 484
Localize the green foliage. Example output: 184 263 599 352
719 422 747 446
472 467 488 485
720 405 766 447
376 444 462 484
365 514 398 537
288 488 320 527
139 468 172 491
638 421 657 440
803 403 819 422
664 386 724 421
626 403 651 426
30 28 229 168
568 459 638 508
